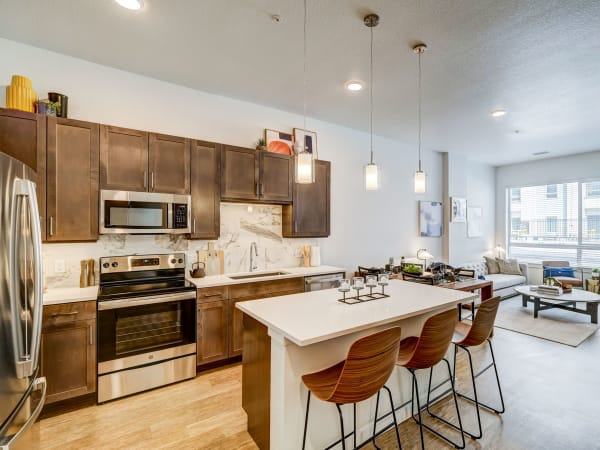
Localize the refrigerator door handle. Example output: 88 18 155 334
0 377 47 450
9 179 44 379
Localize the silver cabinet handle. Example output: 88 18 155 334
89 324 93 346
51 311 79 317
151 172 155 191
260 182 264 196
192 218 196 234
49 216 54 236
255 181 259 197
294 220 298 232
143 171 148 189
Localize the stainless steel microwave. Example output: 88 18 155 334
100 190 191 234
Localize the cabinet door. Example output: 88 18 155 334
197 300 229 365
0 108 46 239
100 125 148 191
221 145 260 201
283 160 330 237
46 117 99 241
229 298 245 357
190 140 221 239
40 319 96 404
260 152 293 203
148 133 190 194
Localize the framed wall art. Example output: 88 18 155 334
293 128 318 158
419 201 443 237
451 197 467 223
264 129 293 155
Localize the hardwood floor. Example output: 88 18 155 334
39 326 600 449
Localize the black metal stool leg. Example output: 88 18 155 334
372 390 382 450
302 391 311 450
353 403 357 449
383 385 402 449
409 369 426 450
460 345 483 439
335 404 346 450
488 340 506 413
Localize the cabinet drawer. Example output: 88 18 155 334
197 286 229 303
43 301 96 327
229 278 304 300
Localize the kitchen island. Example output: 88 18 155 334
236 279 477 449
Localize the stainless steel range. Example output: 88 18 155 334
96 253 197 403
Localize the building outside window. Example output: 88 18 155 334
546 184 557 199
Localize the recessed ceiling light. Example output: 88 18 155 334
491 109 507 117
115 0 143 10
344 80 364 92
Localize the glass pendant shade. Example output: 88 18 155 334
365 163 379 190
414 169 426 193
295 149 315 184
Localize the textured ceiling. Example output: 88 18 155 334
1 0 600 166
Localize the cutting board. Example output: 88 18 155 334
197 243 224 275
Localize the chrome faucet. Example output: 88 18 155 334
250 242 258 272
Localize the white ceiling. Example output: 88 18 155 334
1 0 600 166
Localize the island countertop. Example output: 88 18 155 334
236 279 477 346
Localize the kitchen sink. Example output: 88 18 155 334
228 271 290 280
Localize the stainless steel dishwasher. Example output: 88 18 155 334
304 272 345 292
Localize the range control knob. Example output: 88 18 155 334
111 262 118 268
102 262 109 269
178 258 184 264
171 258 177 264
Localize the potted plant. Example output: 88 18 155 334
255 138 266 151
592 268 600 279
402 264 423 275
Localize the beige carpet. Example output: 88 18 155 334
494 296 599 347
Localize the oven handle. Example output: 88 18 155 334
98 291 196 310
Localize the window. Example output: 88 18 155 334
507 181 600 266
511 188 521 201
586 182 600 198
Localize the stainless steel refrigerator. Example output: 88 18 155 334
0 150 46 449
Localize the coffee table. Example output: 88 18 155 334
515 285 600 324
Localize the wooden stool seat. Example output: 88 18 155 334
301 327 403 449
394 308 465 449
452 296 505 440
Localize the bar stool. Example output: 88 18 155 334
452 295 505 439
395 308 465 450
301 326 403 450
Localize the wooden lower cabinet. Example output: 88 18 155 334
197 300 229 365
196 278 304 367
40 301 96 404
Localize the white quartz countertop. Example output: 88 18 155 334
236 280 477 346
43 286 99 306
187 265 346 288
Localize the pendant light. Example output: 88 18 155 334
413 43 427 194
295 0 315 184
364 13 379 191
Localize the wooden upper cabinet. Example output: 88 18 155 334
190 140 221 239
149 133 190 194
221 145 260 201
0 108 45 172
221 146 292 204
100 125 148 192
283 160 330 238
260 152 293 203
46 117 99 242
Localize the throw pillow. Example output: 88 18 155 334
497 258 522 275
543 266 575 278
484 256 500 274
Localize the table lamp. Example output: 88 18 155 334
416 248 433 271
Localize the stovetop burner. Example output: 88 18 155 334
97 253 195 302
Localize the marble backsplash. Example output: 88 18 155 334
42 203 317 289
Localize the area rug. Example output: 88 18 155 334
493 296 599 347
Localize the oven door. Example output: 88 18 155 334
100 190 190 234
97 292 196 373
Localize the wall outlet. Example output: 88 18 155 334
54 259 66 273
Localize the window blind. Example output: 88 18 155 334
507 181 600 267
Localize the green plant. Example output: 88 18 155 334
592 268 600 273
255 137 266 149
403 264 422 274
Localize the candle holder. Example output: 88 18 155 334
338 274 390 305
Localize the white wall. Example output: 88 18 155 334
495 150 600 247
443 153 495 266
1 37 486 285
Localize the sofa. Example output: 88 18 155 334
461 260 528 300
